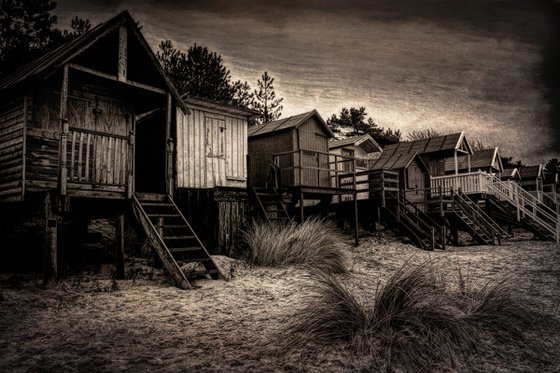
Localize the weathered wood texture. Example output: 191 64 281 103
175 188 249 257
0 98 25 202
25 88 134 197
249 131 295 188
402 158 429 212
176 107 248 189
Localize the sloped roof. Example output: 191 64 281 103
459 147 503 172
520 165 543 180
370 150 428 172
328 134 382 153
183 96 258 117
501 167 521 181
0 10 187 112
248 110 334 138
382 132 472 156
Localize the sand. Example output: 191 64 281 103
1 233 559 372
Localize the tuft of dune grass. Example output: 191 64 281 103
243 217 347 274
286 262 543 371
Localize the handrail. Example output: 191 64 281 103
487 174 559 242
454 189 508 240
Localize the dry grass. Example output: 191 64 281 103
243 217 347 273
286 261 544 371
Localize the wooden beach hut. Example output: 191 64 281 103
459 147 503 176
174 97 256 256
0 11 224 288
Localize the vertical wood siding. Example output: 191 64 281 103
176 107 248 189
0 98 25 202
248 130 294 188
298 117 330 187
25 88 133 194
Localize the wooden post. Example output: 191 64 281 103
353 191 359 246
439 185 444 217
127 130 134 199
165 93 173 197
299 150 304 187
299 191 305 222
441 226 446 250
44 192 57 287
115 214 125 279
59 65 69 198
117 26 127 82
377 206 381 240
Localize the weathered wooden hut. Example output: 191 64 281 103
501 167 521 182
174 97 256 255
370 150 431 210
459 147 503 176
329 134 382 201
0 11 223 288
248 110 358 241
519 164 544 198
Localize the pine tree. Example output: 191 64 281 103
253 71 283 124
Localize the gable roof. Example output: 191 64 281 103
460 147 503 172
0 10 188 113
520 165 543 180
370 150 428 172
382 131 473 156
183 96 258 117
248 110 335 138
501 167 521 181
329 134 382 154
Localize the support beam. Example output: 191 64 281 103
454 150 459 175
59 65 69 198
115 214 125 279
300 191 305 222
43 192 57 287
118 26 127 82
353 191 359 246
165 93 174 197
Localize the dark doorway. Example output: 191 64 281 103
135 112 166 193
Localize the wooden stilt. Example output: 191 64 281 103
353 192 359 246
115 213 125 279
44 192 58 287
377 206 381 240
299 191 305 222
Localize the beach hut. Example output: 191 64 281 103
174 97 256 255
0 11 222 288
459 147 503 176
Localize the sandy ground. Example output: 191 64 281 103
0 232 559 372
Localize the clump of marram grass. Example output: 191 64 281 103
285 262 542 371
243 217 347 273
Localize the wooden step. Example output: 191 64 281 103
168 246 203 254
148 213 181 218
163 235 195 240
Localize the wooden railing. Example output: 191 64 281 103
66 127 134 190
272 148 355 189
430 171 490 195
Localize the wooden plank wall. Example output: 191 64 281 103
175 188 248 256
248 130 294 188
176 107 248 189
25 88 133 195
299 117 330 187
0 98 25 202
403 159 428 212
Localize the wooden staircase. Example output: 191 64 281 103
132 193 225 289
487 174 560 242
451 192 510 245
487 195 553 240
384 191 445 250
251 187 292 225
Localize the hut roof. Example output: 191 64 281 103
501 167 521 181
329 134 382 154
520 165 543 180
460 147 503 172
0 10 188 113
382 132 473 156
248 110 334 138
370 151 428 172
183 96 258 117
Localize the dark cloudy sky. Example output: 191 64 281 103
54 0 560 164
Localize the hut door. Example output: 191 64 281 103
135 112 166 193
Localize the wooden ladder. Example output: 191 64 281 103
132 193 225 289
252 187 292 225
